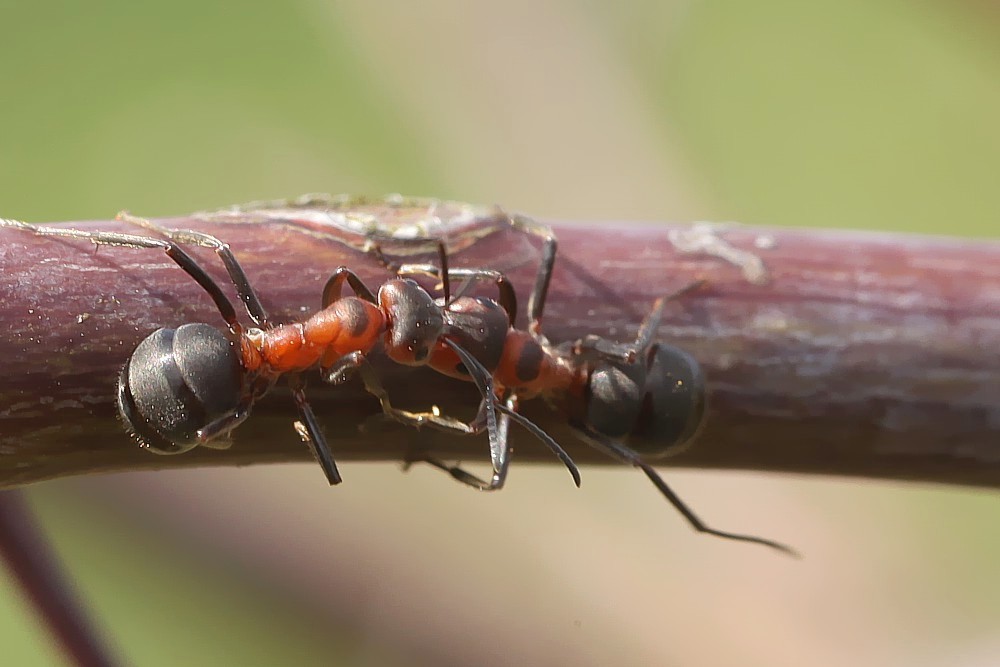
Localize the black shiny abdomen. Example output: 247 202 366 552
118 323 242 454
585 344 706 458
586 359 645 439
629 345 705 457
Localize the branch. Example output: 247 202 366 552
0 491 120 666
1 199 998 488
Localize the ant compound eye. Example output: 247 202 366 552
118 324 242 454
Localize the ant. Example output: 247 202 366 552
389 213 797 556
0 214 579 489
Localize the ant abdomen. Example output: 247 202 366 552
586 357 647 439
118 323 243 454
629 344 706 458
586 344 706 459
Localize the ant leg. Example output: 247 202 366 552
323 348 517 491
321 267 378 307
325 352 510 490
364 242 402 273
481 212 560 341
322 352 479 433
403 213 554 341
396 239 520 320
522 225 557 340
193 395 255 445
573 280 707 364
1 219 243 334
402 397 511 491
422 241 514 315
436 241 451 304
571 423 798 557
402 455 501 489
450 269 517 320
398 213 554 338
361 213 551 323
287 374 342 486
437 339 581 488
117 212 270 327
404 393 582 490
395 263 519 325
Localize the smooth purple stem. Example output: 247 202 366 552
0 491 120 667
1 200 998 487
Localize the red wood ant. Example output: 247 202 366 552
1 215 579 489
390 214 796 556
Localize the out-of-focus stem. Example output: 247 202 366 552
0 202 998 488
0 491 120 666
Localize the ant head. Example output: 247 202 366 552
432 296 511 379
379 279 445 366
118 323 243 454
585 343 706 458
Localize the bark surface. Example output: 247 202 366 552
1 198 997 487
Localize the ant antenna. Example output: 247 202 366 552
442 339 581 486
573 423 798 557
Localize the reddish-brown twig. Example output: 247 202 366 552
0 491 120 666
1 203 998 487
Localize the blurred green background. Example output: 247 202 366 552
1 1 998 665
